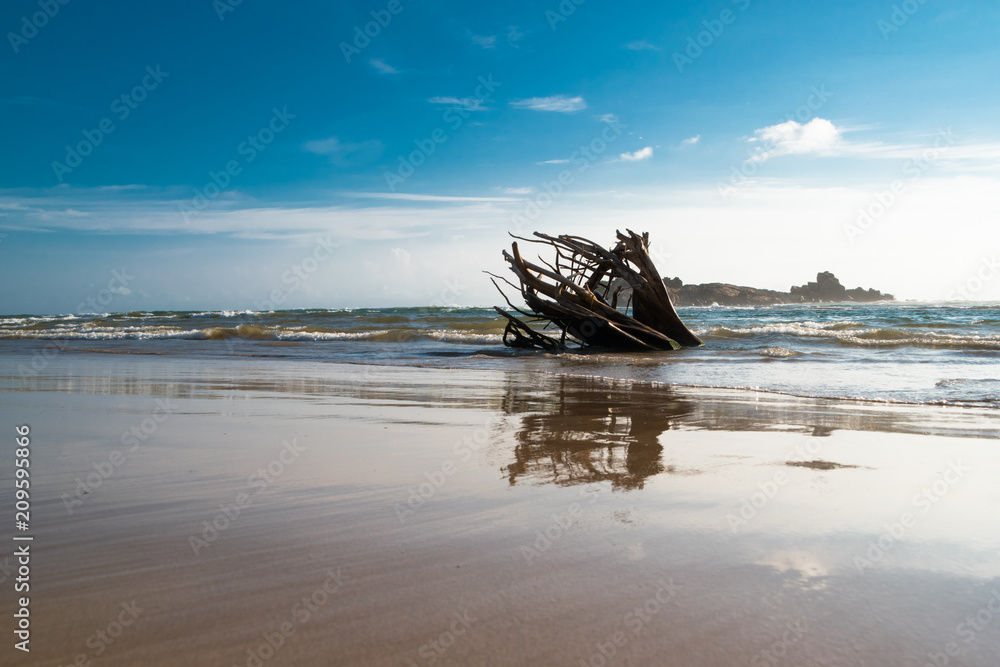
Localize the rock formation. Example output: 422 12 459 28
664 272 893 307
789 271 893 303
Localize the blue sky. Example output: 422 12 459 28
2 0 999 313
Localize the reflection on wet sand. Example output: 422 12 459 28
498 373 1000 489
501 375 695 489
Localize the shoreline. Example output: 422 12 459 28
7 338 1000 413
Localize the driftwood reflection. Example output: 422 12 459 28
502 375 695 490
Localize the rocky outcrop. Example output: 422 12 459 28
663 272 893 307
666 283 800 307
789 271 893 303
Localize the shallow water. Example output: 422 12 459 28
4 302 999 407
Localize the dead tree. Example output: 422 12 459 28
490 230 703 351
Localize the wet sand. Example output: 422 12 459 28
2 352 1000 666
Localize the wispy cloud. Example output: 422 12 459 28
1 95 76 109
345 193 519 202
302 137 383 165
624 40 659 51
619 147 654 162
681 135 701 146
507 26 525 44
732 119 1000 172
510 95 587 113
0 186 521 239
428 96 490 111
369 59 398 75
537 159 570 165
391 247 411 265
499 187 533 195
471 34 496 49
594 113 619 124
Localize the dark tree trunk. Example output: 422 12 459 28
490 230 703 351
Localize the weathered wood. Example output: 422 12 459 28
491 230 703 351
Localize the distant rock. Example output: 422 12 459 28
789 271 894 303
662 272 893 307
665 282 800 307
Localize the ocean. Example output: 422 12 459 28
5 302 999 409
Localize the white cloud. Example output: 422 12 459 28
428 96 489 111
594 113 618 124
500 187 533 195
391 247 411 265
537 159 570 165
681 135 701 146
751 118 842 156
471 34 496 49
369 59 398 75
345 193 519 202
831 133 1000 162
302 137 383 165
619 147 654 162
624 40 659 51
742 120 997 167
510 95 587 113
0 187 520 241
507 26 524 43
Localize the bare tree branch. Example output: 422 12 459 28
490 230 703 351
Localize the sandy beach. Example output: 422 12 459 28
1 350 998 666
